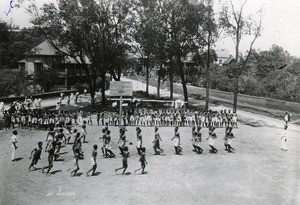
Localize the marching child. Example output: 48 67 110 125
194 127 203 154
207 127 218 154
281 125 288 151
86 144 98 176
134 147 148 174
136 127 143 155
227 127 235 152
80 122 87 143
29 142 43 171
99 128 107 156
42 141 56 174
71 145 84 177
115 146 129 175
153 127 164 155
171 126 182 155
118 128 127 156
224 127 230 151
191 127 197 152
104 130 115 158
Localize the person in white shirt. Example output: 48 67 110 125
281 125 288 151
283 112 292 126
11 130 18 161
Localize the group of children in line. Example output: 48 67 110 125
2 106 86 130
96 108 238 128
2 103 238 132
10 119 237 177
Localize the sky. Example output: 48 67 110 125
0 0 300 57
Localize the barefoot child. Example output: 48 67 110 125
134 147 148 174
29 142 43 170
153 127 164 155
42 141 56 174
136 127 143 155
224 127 230 151
171 126 182 155
99 128 107 156
227 128 235 152
71 146 84 177
195 127 203 154
86 145 98 176
207 127 218 154
191 127 197 152
11 130 18 162
65 126 72 144
118 128 126 156
80 123 87 143
104 130 115 158
45 127 55 152
281 125 288 151
115 146 129 175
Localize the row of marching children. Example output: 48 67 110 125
11 123 235 177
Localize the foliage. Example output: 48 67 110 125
74 82 89 94
0 21 43 69
28 0 133 105
33 67 61 92
0 69 28 97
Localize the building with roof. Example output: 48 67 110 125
18 40 91 91
215 49 234 66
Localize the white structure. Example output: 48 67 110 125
216 49 233 66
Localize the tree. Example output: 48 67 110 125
159 0 206 102
133 0 158 96
0 69 28 97
243 45 300 102
33 66 60 92
220 0 263 111
195 0 219 111
0 21 43 69
28 0 133 106
133 0 169 98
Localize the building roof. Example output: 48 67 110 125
30 40 62 56
216 49 230 58
223 56 235 65
29 40 91 64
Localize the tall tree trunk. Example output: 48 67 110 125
84 65 95 107
169 58 174 99
146 57 149 96
233 75 238 111
117 68 121 81
205 40 211 111
233 33 240 111
101 72 106 105
178 56 188 102
157 63 162 98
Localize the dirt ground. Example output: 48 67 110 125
0 119 300 205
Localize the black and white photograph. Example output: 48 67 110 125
0 0 299 204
